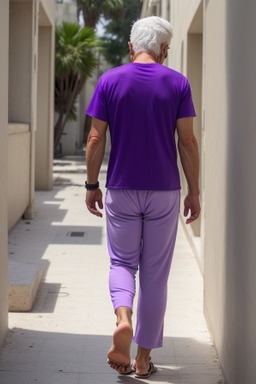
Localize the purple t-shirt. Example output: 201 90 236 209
86 62 196 190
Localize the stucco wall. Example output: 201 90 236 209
56 2 77 26
167 0 203 254
9 2 32 124
168 0 202 72
8 1 34 226
8 0 55 206
0 0 9 347
41 0 55 26
204 1 256 384
35 25 54 190
202 0 229 369
8 126 31 230
142 1 256 382
158 1 256 383
166 0 228 328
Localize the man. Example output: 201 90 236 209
85 16 200 379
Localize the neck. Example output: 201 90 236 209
132 52 157 64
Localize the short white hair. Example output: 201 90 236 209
130 16 173 57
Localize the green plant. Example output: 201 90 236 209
101 0 142 67
54 21 99 150
77 0 124 29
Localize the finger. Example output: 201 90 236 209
86 203 102 217
98 199 103 210
184 206 189 217
186 211 199 224
89 208 103 218
186 217 193 224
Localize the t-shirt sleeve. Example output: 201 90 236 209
85 77 109 122
176 79 196 119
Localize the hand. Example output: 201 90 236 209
85 189 103 218
184 194 201 224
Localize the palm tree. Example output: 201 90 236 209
102 0 142 67
77 0 124 29
54 22 98 150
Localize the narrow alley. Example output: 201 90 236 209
0 157 225 384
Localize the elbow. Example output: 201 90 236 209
179 135 198 151
87 134 105 146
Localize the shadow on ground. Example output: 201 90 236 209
0 328 223 384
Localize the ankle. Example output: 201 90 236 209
115 306 132 327
136 355 150 364
116 319 130 327
135 347 151 364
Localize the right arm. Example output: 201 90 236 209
85 117 108 218
176 117 201 224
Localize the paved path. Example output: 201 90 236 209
0 157 225 384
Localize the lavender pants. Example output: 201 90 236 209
105 189 180 349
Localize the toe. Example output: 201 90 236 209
120 365 127 373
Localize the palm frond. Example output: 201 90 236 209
55 22 99 77
77 0 124 28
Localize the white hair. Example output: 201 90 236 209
130 16 173 57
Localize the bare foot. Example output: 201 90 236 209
133 348 152 376
133 358 149 376
107 322 133 374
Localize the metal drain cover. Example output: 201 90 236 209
67 232 85 237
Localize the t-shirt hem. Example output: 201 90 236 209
177 112 196 119
106 185 181 191
85 110 108 123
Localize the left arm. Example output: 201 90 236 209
85 117 108 217
177 117 201 224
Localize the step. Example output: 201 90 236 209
8 260 43 312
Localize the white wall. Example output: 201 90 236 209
167 0 203 261
56 1 77 26
186 9 203 238
8 126 31 230
204 1 256 383
0 0 9 347
8 0 55 222
0 1 55 345
8 1 36 225
202 0 228 361
35 23 54 190
9 2 33 124
41 0 56 26
59 120 78 155
152 1 256 383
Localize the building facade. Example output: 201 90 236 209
142 1 256 384
0 0 55 347
0 0 9 350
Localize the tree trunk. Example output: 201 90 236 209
54 110 65 150
82 8 100 28
54 74 86 151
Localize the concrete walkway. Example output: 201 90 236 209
0 157 225 384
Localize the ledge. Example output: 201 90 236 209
8 123 30 135
8 261 43 312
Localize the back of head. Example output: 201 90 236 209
130 16 173 57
